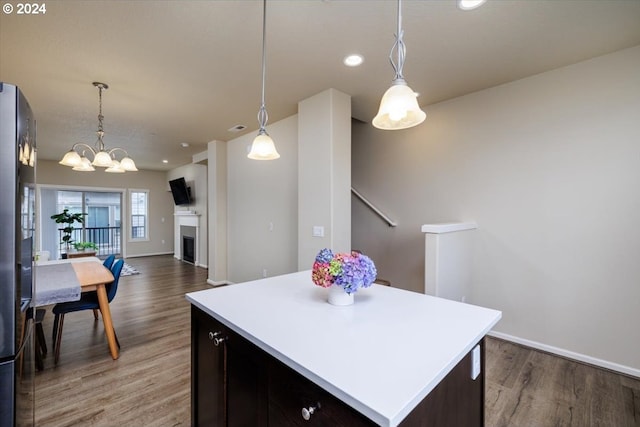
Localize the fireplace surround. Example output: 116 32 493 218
174 212 200 265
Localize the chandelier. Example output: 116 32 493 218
59 82 138 173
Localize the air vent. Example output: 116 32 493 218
228 124 247 132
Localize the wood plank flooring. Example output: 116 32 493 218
486 337 640 426
35 255 210 426
34 255 640 426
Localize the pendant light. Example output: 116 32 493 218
372 0 426 130
247 0 280 160
59 82 138 172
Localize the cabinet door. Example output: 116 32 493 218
226 327 268 427
398 339 485 427
191 306 225 427
268 358 374 427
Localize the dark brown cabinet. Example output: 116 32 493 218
191 306 369 426
191 306 226 426
191 305 484 427
267 357 373 426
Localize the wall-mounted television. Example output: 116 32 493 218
169 177 192 206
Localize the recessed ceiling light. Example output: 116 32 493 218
180 142 190 148
458 0 486 11
162 160 168 164
343 54 364 67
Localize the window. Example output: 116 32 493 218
42 188 122 259
130 189 148 241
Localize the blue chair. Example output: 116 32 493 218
103 254 116 270
92 255 116 320
52 259 124 364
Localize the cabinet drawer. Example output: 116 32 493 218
268 358 374 426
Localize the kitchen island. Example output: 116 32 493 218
186 271 501 426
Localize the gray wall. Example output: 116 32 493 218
226 115 299 283
352 45 640 373
37 159 175 257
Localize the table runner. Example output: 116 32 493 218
35 263 81 306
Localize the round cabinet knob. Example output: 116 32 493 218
301 402 321 421
208 331 226 346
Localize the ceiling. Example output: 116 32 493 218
2 0 640 171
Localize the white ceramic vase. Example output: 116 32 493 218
327 285 354 306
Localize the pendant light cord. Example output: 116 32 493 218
389 0 407 82
257 0 269 134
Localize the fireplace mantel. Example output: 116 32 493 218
174 212 200 265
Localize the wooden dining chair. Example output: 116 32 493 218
52 258 124 364
21 307 48 371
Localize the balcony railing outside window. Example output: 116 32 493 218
57 226 121 257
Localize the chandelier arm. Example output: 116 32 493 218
107 147 130 158
71 143 97 156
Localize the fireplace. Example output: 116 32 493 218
174 212 200 265
183 236 195 264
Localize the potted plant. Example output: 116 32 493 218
50 209 87 258
73 241 98 252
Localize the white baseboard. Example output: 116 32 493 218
489 331 640 379
207 278 233 287
126 251 174 258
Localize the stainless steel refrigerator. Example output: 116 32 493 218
0 82 36 426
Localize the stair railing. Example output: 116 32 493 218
351 187 397 227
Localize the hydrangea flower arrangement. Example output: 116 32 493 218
312 248 377 294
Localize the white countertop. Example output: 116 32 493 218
186 271 501 426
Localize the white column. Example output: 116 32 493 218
297 89 351 269
422 222 478 302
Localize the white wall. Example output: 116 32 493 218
352 45 640 373
298 89 352 268
226 115 299 283
37 160 175 257
167 163 208 267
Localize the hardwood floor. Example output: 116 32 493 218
486 338 640 427
34 255 640 426
35 255 210 426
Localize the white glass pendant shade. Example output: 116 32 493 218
119 156 138 171
372 81 426 130
458 0 486 10
28 148 35 167
92 150 114 167
59 150 82 167
105 159 125 173
73 156 95 171
248 133 280 160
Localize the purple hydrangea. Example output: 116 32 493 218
315 248 334 263
312 249 377 294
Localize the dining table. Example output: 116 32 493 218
35 257 119 360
